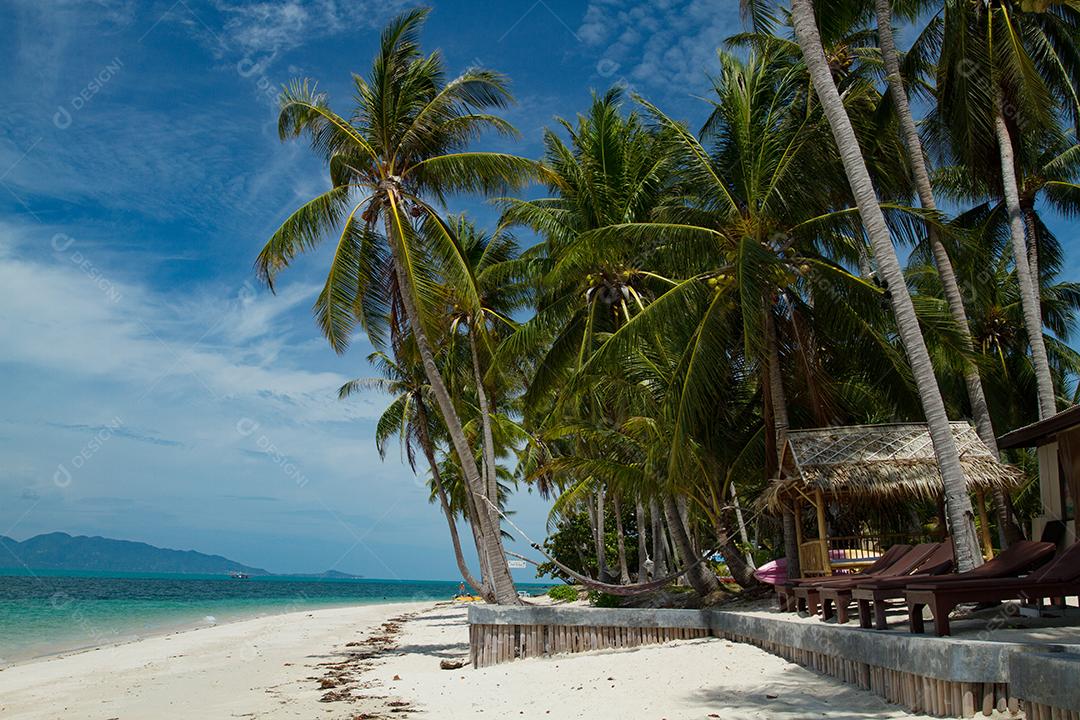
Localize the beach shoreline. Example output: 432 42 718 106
0 601 434 719
0 600 935 719
0 598 392 669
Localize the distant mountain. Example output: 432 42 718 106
288 569 365 580
0 532 270 576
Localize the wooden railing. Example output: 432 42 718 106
798 540 830 576
800 534 927 577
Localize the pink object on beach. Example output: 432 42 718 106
753 558 789 586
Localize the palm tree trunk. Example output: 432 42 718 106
715 519 758 588
595 487 607 581
663 496 721 597
876 0 1012 547
729 483 754 567
791 0 983 572
612 494 631 584
766 310 803 577
635 500 649 580
995 108 1056 421
468 329 503 528
414 400 487 598
466 500 493 593
386 218 519 604
650 499 667 578
1024 207 1041 301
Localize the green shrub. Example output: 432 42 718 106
586 590 621 608
547 584 579 602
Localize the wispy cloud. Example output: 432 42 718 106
577 0 742 99
206 0 413 64
46 422 183 447
0 221 371 424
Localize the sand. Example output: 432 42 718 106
0 601 932 719
0 602 429 719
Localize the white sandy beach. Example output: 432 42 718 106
0 601 932 719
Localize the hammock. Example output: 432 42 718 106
506 545 721 597
476 491 723 597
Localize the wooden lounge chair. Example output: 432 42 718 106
782 544 913 615
904 541 1080 636
851 540 1055 630
849 541 957 629
816 543 942 624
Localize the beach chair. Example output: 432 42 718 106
779 544 913 615
904 541 1080 636
851 540 1054 630
815 543 942 624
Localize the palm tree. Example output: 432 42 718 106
873 0 1002 461
934 124 1080 412
908 206 1080 434
443 217 530 540
254 9 539 604
340 347 487 598
932 0 1080 420
568 48 931 576
501 89 686 585
789 0 984 571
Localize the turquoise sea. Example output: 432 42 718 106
0 569 550 664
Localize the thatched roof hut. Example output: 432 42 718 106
759 422 1023 514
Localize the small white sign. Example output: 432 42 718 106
507 559 527 569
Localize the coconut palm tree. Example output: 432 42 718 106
254 9 540 604
931 0 1080 420
340 346 488 598
873 0 1001 461
789 0 984 571
567 48 933 575
442 216 530 537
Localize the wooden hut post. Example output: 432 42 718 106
814 488 829 574
976 491 994 559
794 500 803 578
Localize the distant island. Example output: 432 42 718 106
0 532 362 578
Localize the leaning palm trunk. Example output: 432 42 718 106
730 483 753 566
876 0 1013 546
387 230 519 604
595 487 607 581
791 0 983 572
766 311 802 577
635 501 649 580
650 499 668 578
663 496 721 596
414 401 488 599
715 520 758 588
468 329 503 528
613 494 631 584
994 101 1057 421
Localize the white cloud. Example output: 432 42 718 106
0 223 374 425
212 0 413 61
578 0 743 97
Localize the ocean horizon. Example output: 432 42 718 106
0 569 553 664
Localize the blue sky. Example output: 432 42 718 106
0 0 742 579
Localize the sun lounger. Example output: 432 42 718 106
778 544 913 614
904 541 1080 636
815 543 942 624
850 540 1055 630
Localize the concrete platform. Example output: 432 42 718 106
468 603 1080 718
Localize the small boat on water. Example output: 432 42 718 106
229 571 250 579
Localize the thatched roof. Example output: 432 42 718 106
759 422 1024 513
